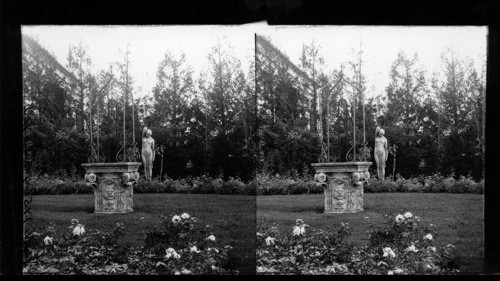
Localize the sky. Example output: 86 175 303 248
259 25 487 98
22 24 487 99
22 25 256 98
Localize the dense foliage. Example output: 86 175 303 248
255 39 485 181
23 36 485 182
257 213 462 275
23 213 237 274
24 173 482 196
23 37 255 182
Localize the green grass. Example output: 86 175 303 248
27 194 256 274
257 193 484 274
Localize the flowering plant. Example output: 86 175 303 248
257 213 461 275
23 213 237 275
140 213 235 275
257 221 353 274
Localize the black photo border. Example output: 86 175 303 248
1 0 499 275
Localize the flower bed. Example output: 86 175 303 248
364 174 483 194
257 213 462 275
24 174 254 196
24 173 483 196
23 213 237 275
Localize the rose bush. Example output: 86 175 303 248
23 213 237 275
257 213 461 275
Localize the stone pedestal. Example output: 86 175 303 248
311 162 372 213
81 162 141 214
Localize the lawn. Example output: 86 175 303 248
26 194 256 274
257 193 484 274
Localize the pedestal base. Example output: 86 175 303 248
82 162 141 214
311 162 372 214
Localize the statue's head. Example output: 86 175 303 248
379 129 385 136
146 129 152 137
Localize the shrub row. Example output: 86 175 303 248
24 176 94 195
24 175 255 196
24 173 483 196
255 173 483 195
134 176 255 195
364 174 484 194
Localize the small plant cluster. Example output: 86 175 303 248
364 174 483 194
257 213 462 275
23 213 237 275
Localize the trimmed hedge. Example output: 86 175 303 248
24 175 255 196
24 173 483 196
24 176 93 195
363 174 483 194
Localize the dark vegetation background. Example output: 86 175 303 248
23 33 485 183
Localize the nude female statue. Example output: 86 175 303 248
374 126 388 180
141 127 155 181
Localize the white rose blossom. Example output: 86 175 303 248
207 235 216 242
43 236 53 245
172 215 182 223
293 225 306 236
190 246 200 253
383 247 396 258
73 224 85 236
395 214 404 223
403 212 413 219
388 270 394 275
265 236 275 245
181 268 191 274
405 244 418 252
181 213 190 219
394 268 404 274
165 247 181 259
424 233 433 241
